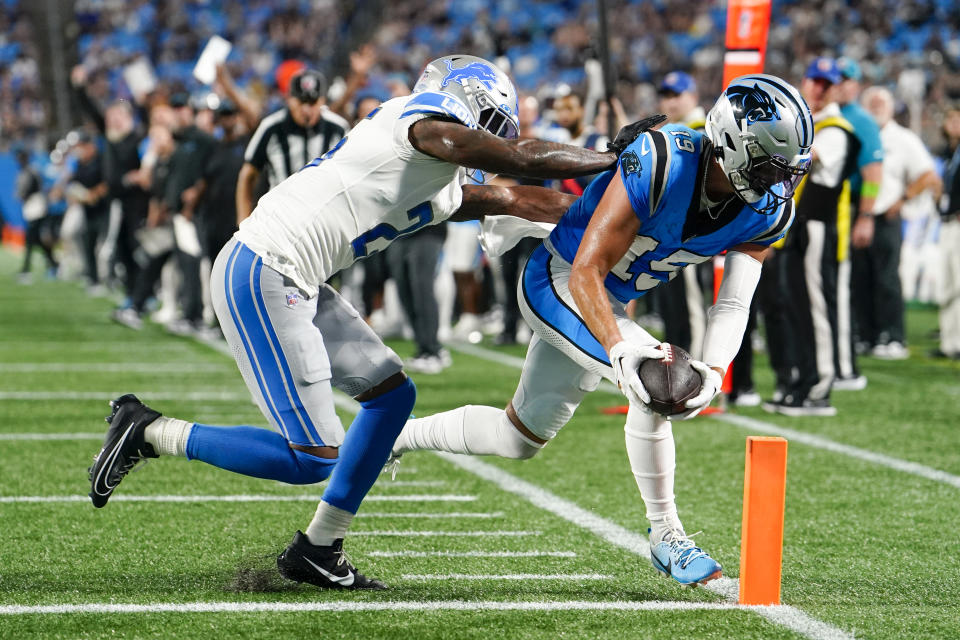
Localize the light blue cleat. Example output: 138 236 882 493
649 528 722 587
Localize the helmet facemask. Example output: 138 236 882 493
462 78 519 140
724 138 810 215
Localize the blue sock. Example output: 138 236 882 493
321 377 417 513
186 424 337 485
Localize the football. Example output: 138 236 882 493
638 343 703 416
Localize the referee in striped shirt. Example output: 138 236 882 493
236 69 348 222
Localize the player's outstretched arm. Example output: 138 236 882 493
568 169 663 408
568 169 641 352
451 184 577 223
409 119 617 179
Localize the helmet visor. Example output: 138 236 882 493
478 106 519 139
748 154 809 201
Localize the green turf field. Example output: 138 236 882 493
1 247 958 639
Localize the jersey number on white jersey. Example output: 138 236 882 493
351 202 435 258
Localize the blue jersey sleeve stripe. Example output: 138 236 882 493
751 199 794 244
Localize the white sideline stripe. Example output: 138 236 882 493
439 453 651 553
351 530 538 537
0 363 231 373
0 494 475 504
359 512 503 519
376 480 445 487
446 340 525 368
713 413 960 490
438 453 854 640
402 573 608 581
449 342 960 490
369 550 575 558
0 432 103 441
331 382 852 640
0 600 750 615
0 391 250 401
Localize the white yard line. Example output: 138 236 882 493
359 512 504 519
402 573 609 581
0 391 252 401
0 494 476 504
439 453 854 640
374 480 445 487
351 530 538 537
0 600 747 615
369 550 575 557
0 363 231 373
0 432 104 441
448 341 960 490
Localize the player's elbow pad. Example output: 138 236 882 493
700 251 762 370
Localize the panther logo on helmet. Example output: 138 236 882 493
726 84 780 124
441 60 502 92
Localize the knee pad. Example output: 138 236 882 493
286 449 338 485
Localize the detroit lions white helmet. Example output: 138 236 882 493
413 54 520 139
705 74 814 214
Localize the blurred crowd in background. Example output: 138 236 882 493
2 1 960 406
5 1 960 146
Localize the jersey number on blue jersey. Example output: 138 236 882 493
351 202 434 258
671 129 695 153
610 235 709 292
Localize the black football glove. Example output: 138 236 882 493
606 114 668 157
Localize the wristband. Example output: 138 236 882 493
861 180 880 199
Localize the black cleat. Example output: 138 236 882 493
88 394 161 508
277 531 387 590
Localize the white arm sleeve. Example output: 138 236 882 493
700 250 763 371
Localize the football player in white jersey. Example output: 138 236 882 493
390 75 814 587
88 55 654 589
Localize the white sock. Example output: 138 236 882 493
393 405 543 460
623 406 684 543
143 417 193 457
305 500 355 546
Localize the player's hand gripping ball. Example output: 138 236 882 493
637 343 703 416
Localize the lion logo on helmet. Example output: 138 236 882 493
727 83 780 124
441 59 501 92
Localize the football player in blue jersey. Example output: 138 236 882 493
87 54 662 590
393 74 814 587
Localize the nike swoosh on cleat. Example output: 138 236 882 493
303 557 355 587
94 422 136 493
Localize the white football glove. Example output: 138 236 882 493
609 340 665 410
669 359 723 421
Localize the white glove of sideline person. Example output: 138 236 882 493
609 340 664 409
